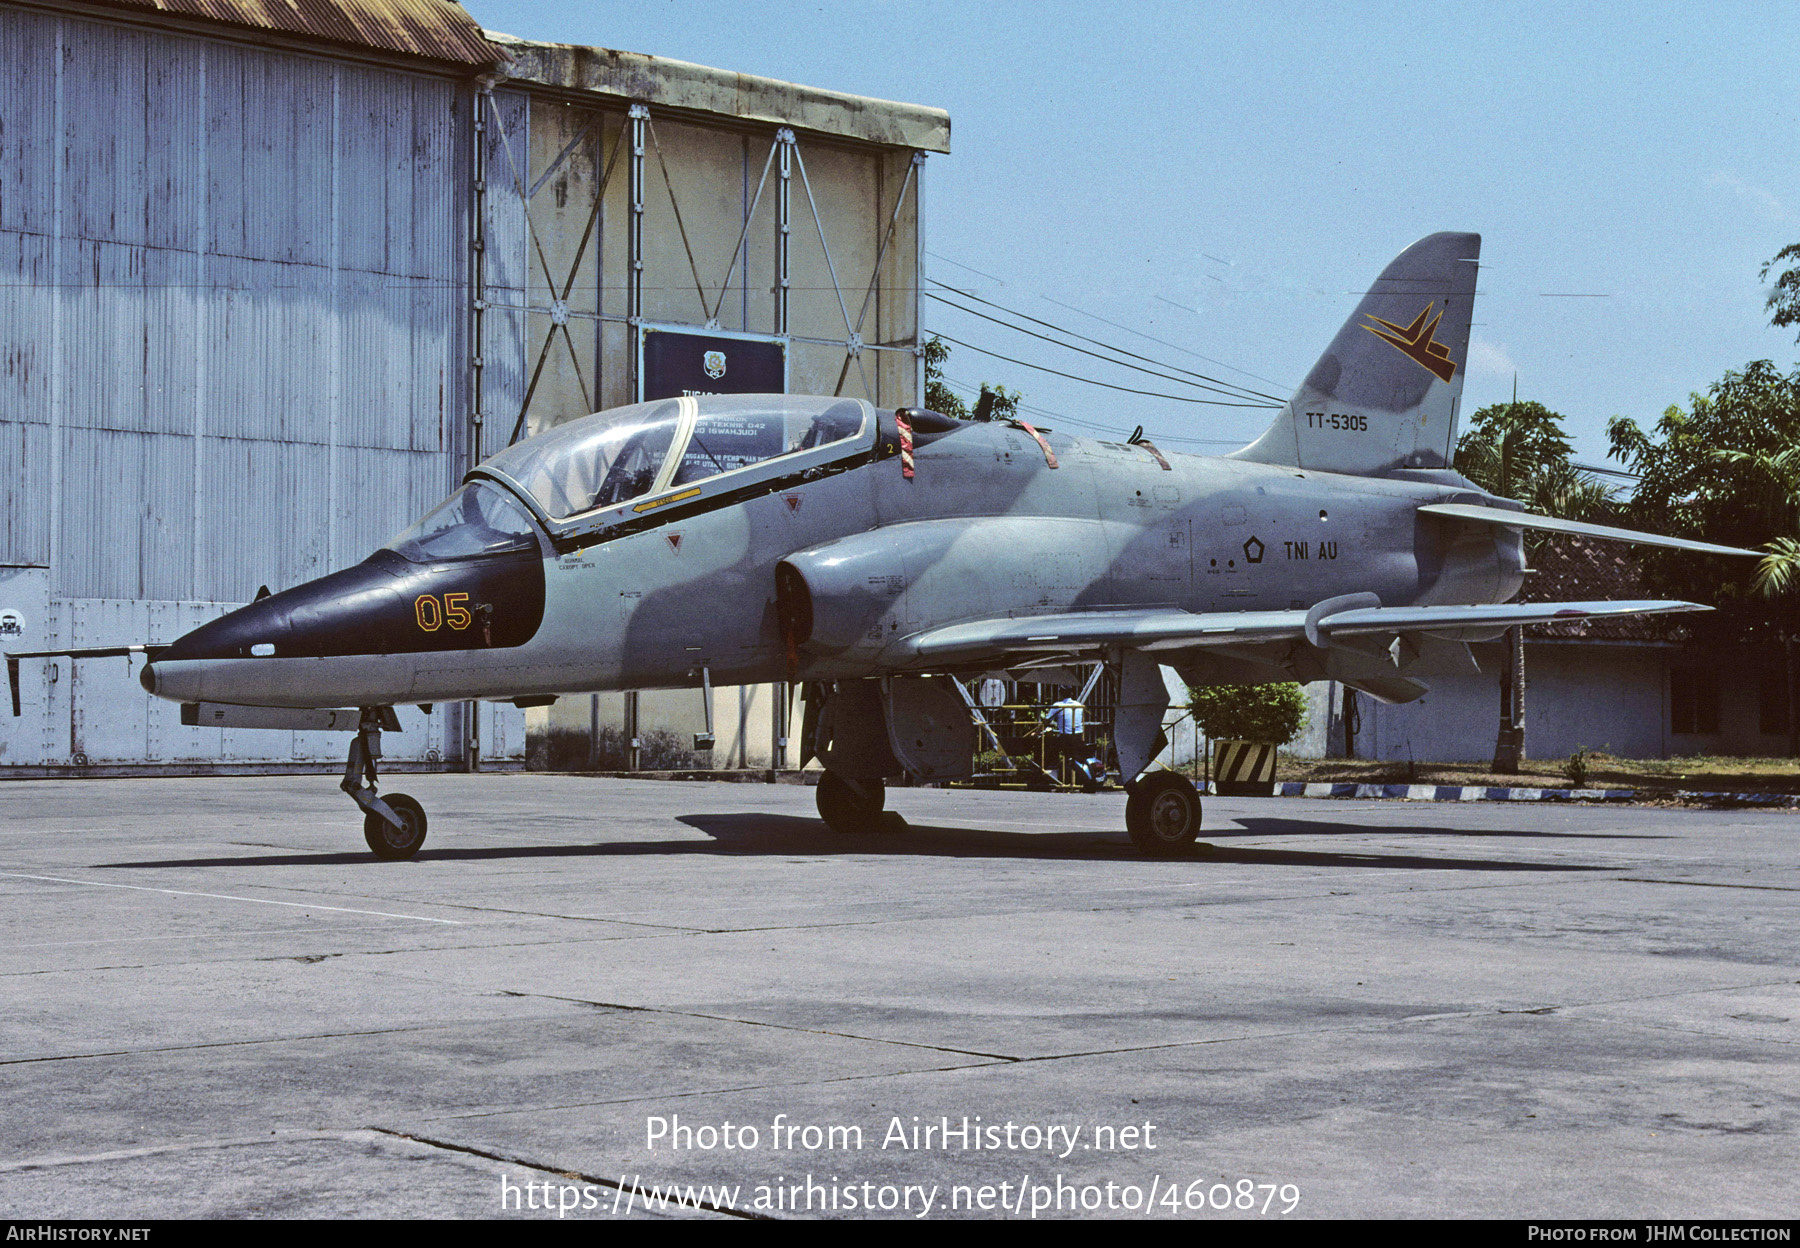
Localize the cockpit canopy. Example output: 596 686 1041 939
477 394 871 525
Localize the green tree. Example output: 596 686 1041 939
972 383 1022 423
1607 360 1800 647
1454 400 1612 521
1715 441 1800 599
1737 247 1800 595
1452 400 1613 771
1453 401 1614 770
921 335 967 419
921 335 1021 422
1761 244 1800 342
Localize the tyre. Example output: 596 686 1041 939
816 772 885 834
363 793 428 860
1124 772 1202 856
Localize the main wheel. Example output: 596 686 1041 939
816 772 886 834
1125 772 1202 856
363 793 428 860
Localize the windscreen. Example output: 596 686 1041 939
385 482 541 562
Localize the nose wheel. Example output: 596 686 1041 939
341 707 427 860
363 792 428 860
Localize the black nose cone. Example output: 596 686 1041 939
157 548 545 663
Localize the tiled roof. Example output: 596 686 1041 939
1520 536 1689 643
82 0 502 67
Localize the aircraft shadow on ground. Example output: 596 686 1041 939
95 811 1622 873
1222 816 1664 843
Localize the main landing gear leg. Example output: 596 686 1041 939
1113 651 1204 856
342 706 427 860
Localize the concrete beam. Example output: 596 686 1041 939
486 32 951 153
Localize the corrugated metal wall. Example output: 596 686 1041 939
0 4 524 770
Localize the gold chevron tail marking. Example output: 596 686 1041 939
1363 303 1458 383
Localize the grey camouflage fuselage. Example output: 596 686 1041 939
141 414 1522 709
139 230 1733 727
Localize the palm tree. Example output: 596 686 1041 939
1455 400 1613 521
1715 446 1800 756
1455 400 1615 771
1713 445 1800 597
1754 538 1800 598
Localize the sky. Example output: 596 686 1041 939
469 0 1800 469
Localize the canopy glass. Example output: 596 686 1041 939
481 395 869 522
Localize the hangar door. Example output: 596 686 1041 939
0 9 521 772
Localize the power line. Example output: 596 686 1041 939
939 374 1254 448
1036 293 1294 393
924 249 1008 285
924 246 1294 394
935 280 1285 400
930 332 1282 409
938 374 1123 437
927 291 1280 406
928 282 1285 404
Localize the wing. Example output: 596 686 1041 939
1417 503 1762 558
904 608 1308 663
901 598 1709 667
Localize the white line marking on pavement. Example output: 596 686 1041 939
0 871 463 925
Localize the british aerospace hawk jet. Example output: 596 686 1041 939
10 233 1758 858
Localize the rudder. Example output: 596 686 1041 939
1234 232 1480 476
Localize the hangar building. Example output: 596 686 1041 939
0 0 948 775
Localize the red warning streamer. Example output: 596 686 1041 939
1137 438 1171 471
896 410 916 480
1011 419 1059 469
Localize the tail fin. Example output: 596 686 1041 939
1234 231 1480 476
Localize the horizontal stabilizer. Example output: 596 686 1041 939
1315 599 1708 639
1418 503 1762 558
902 598 1709 666
1339 676 1432 705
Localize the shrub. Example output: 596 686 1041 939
1563 746 1591 788
1187 682 1309 744
525 725 697 771
638 728 699 770
526 727 591 771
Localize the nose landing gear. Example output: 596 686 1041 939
341 707 428 860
